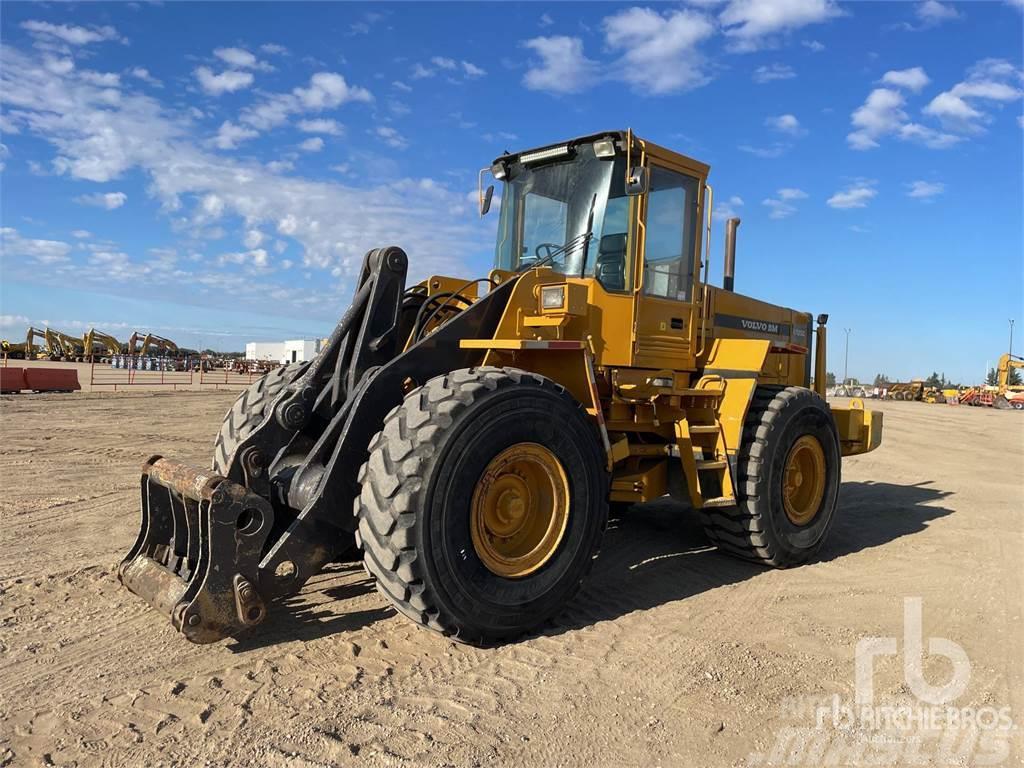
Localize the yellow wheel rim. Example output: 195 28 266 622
782 435 826 526
470 442 569 578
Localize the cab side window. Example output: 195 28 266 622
642 166 699 302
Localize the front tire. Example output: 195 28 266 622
212 362 309 474
700 386 841 568
355 367 609 644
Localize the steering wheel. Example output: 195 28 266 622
534 243 561 261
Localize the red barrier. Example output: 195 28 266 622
1 367 28 393
23 367 81 392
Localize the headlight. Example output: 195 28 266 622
593 138 616 158
541 285 565 310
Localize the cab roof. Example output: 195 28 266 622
492 130 710 177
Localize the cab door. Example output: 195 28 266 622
632 157 705 371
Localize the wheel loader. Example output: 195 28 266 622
119 131 883 645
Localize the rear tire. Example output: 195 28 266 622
355 366 609 644
700 386 841 568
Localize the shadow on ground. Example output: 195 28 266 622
228 480 953 649
546 479 954 636
229 562 393 651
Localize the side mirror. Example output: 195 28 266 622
479 184 494 217
625 166 648 196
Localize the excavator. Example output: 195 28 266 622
119 130 883 645
4 327 67 360
959 353 1024 408
48 328 88 361
83 328 124 361
126 331 178 357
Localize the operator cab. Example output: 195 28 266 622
484 130 712 370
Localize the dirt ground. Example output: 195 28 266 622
0 392 1021 767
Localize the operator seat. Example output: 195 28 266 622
595 233 627 291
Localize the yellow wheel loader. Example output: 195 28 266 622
119 131 882 645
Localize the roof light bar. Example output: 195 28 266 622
519 144 570 165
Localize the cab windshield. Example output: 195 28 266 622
494 144 627 279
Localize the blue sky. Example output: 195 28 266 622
1 1 1021 383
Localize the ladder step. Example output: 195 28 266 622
696 459 727 470
688 425 719 434
701 496 736 508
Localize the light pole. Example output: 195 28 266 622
843 328 851 385
1010 319 1015 357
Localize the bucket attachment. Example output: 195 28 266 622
118 456 275 644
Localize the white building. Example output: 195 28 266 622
245 338 323 364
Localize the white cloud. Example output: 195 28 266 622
241 72 372 131
244 229 265 249
827 181 877 209
431 56 458 70
411 63 434 80
44 57 75 76
299 136 325 152
71 229 92 239
847 88 906 149
213 120 259 150
765 113 804 135
753 63 796 83
738 143 788 159
411 57 486 81
201 193 225 218
219 248 270 270
539 13 554 27
896 122 962 149
713 195 744 221
1 227 72 264
20 20 119 46
75 191 127 209
81 70 120 87
0 313 31 328
923 59 1023 133
916 1 960 25
214 47 258 69
375 126 408 149
297 118 344 135
261 43 288 55
802 39 825 52
482 131 519 144
720 0 842 52
905 180 945 199
602 7 715 94
522 36 599 94
392 80 412 92
129 67 162 87
762 188 807 219
881 66 930 92
195 66 254 96
0 44 488 314
297 71 368 109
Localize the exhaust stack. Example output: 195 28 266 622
723 217 740 291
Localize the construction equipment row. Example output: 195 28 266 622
1 327 180 362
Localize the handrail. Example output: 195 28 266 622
695 182 713 359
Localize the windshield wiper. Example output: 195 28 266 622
517 194 598 275
577 193 597 277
